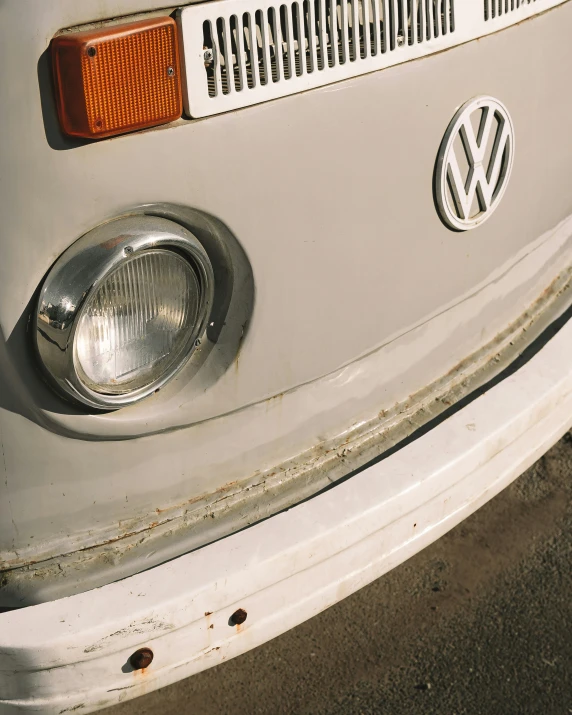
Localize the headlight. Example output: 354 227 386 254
35 216 214 410
75 249 201 394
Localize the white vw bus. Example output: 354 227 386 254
1 1 572 712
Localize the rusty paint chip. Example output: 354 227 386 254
129 647 154 670
230 608 247 626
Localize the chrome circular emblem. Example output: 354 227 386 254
435 96 515 231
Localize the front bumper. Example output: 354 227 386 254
1 312 572 714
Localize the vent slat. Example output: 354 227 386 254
318 0 327 68
259 10 272 84
387 0 393 49
381 0 389 52
362 0 371 58
351 0 360 61
284 4 295 78
210 21 223 97
248 13 264 87
329 0 338 66
401 0 408 46
295 5 304 74
234 15 247 90
371 0 381 55
270 8 283 80
306 0 317 71
339 0 349 64
222 18 235 92
256 11 267 84
425 0 431 39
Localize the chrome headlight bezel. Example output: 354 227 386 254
35 215 214 410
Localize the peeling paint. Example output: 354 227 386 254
84 618 173 653
3 267 572 605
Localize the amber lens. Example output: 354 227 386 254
52 17 182 139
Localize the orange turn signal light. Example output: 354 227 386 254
51 17 182 140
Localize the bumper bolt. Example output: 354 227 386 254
230 608 247 626
130 647 154 670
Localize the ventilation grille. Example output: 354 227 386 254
180 0 566 118
202 0 454 97
484 0 538 20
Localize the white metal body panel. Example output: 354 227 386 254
1 0 572 611
2 312 572 713
179 0 567 117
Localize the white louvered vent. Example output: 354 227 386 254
178 0 566 118
180 0 455 117
484 0 538 21
202 0 454 98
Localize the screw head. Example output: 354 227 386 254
167 66 175 77
124 246 133 255
87 46 97 57
203 48 214 63
230 608 247 626
129 647 154 670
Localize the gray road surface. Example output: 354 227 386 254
106 432 572 715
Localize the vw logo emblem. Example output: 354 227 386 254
435 96 515 231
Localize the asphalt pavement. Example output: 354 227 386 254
106 432 572 715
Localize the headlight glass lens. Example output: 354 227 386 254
75 250 200 394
